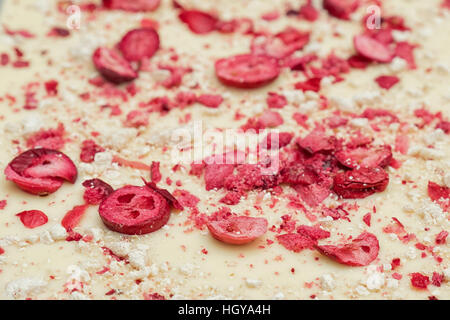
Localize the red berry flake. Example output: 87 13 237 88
362 213 371 226
207 216 268 245
179 10 218 34
333 167 389 199
118 28 160 62
297 225 331 240
215 54 280 89
316 232 380 266
354 35 393 63
92 47 138 84
16 210 48 229
26 123 65 150
150 161 162 184
431 272 444 287
297 130 336 154
172 189 200 208
410 273 430 290
375 75 400 90
323 0 359 20
298 0 319 21
102 0 161 12
277 233 317 252
80 140 105 163
435 231 448 245
0 200 6 210
427 181 449 202
335 145 392 169
82 179 114 205
196 94 223 108
143 292 166 300
61 204 90 231
267 92 287 109
44 80 59 96
99 185 172 235
4 148 77 195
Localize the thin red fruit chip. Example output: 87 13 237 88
316 232 380 266
179 10 218 34
297 225 331 240
427 181 449 202
207 216 268 245
277 233 317 252
118 28 160 62
16 210 48 229
142 179 184 211
215 54 280 88
335 145 392 169
375 75 400 90
354 35 393 63
82 179 114 205
410 273 430 289
99 185 171 235
333 167 389 199
251 28 310 59
323 0 359 20
4 148 77 195
62 204 90 231
92 47 138 84
102 0 160 12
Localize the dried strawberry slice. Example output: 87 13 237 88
207 216 268 245
16 210 48 229
4 148 77 195
316 232 379 266
277 233 316 252
178 10 218 34
354 35 393 63
62 204 90 232
118 28 160 62
297 131 337 154
427 181 449 202
82 179 114 205
92 47 138 84
335 145 392 169
333 167 389 199
215 54 280 88
323 0 359 20
297 225 330 240
204 163 235 191
99 185 171 235
102 0 160 12
251 28 310 59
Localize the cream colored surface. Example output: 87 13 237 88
0 0 448 300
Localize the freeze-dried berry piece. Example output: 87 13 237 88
262 132 293 149
323 0 359 20
267 92 287 109
204 163 235 191
125 110 149 128
316 232 379 266
150 161 162 184
16 210 48 229
333 167 389 199
427 181 449 201
118 28 159 62
395 42 416 69
435 231 448 245
26 123 65 150
375 75 400 90
251 27 310 59
410 273 430 289
196 94 223 108
298 0 319 21
82 179 114 205
4 148 77 195
179 10 218 34
436 120 450 134
207 216 268 245
215 54 280 88
92 47 138 84
172 189 200 208
335 145 392 169
363 213 371 226
294 77 321 92
142 179 184 211
354 35 393 63
62 204 90 231
102 0 160 12
297 131 336 154
80 140 105 163
431 272 444 287
280 163 317 185
297 225 330 240
258 110 284 128
277 233 316 252
99 185 171 235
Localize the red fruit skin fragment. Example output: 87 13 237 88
335 145 392 169
435 231 448 245
5 148 77 195
362 213 371 227
16 210 48 229
297 225 330 240
99 185 171 235
354 35 393 63
298 0 319 21
258 110 284 128
61 204 90 232
277 233 317 252
204 163 235 191
150 161 162 184
112 155 150 171
267 92 287 109
297 131 336 154
333 167 389 199
82 179 114 205
172 189 200 208
118 28 160 62
431 272 444 287
262 132 293 149
207 216 268 245
410 273 430 290
102 0 160 12
436 120 450 134
179 10 218 34
92 47 138 84
316 232 380 267
294 77 321 92
375 75 400 90
142 180 184 210
196 94 223 108
323 0 359 20
0 200 6 210
80 140 105 163
26 123 65 150
395 42 417 69
125 110 149 128
215 54 280 89
427 181 450 202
